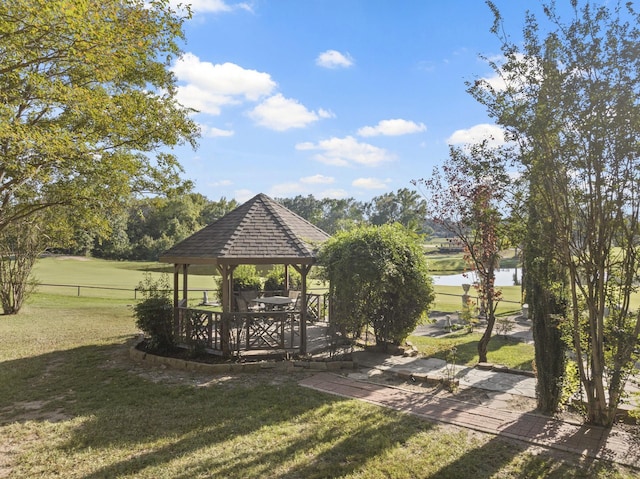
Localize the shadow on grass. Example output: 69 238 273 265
431 432 621 479
2 340 626 477
0 341 435 478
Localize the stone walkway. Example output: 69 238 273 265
302 314 640 470
299 372 640 469
351 352 537 398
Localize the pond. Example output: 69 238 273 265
431 268 521 287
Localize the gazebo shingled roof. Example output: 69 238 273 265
160 193 330 265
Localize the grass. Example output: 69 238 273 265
1 293 635 478
408 331 535 371
32 256 219 301
32 256 524 315
431 285 523 316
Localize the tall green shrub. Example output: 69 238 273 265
214 264 263 303
133 273 174 353
263 265 302 293
319 224 435 347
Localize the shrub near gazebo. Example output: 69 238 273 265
319 223 435 348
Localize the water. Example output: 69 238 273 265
431 268 520 287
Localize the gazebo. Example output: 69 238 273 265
159 193 330 357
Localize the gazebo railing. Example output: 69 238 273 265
175 307 301 355
306 293 328 321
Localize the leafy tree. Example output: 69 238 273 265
520 39 568 414
318 223 434 347
470 0 640 426
0 0 198 236
263 265 302 293
0 215 45 314
199 197 239 226
365 188 428 233
415 141 513 363
316 198 365 234
276 195 325 226
277 195 365 234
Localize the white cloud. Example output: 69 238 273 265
479 72 507 91
173 84 236 116
300 174 334 185
168 0 253 14
296 136 395 167
200 124 234 137
352 177 390 189
295 142 316 151
172 53 276 115
268 182 305 197
319 188 349 199
447 123 507 147
249 94 326 131
316 50 354 69
318 108 336 119
234 189 254 203
476 53 539 93
209 179 233 187
358 119 426 137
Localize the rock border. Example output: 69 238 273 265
129 343 356 374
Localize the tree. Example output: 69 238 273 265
276 195 325 226
365 188 428 233
470 0 640 426
520 37 568 414
199 197 239 226
415 141 513 363
276 195 365 234
0 214 45 314
0 0 198 236
317 197 366 234
318 223 435 347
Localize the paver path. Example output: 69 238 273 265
299 372 640 469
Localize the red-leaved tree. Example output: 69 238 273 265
414 141 513 363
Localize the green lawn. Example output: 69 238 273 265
0 287 635 477
408 332 535 371
32 256 524 315
32 256 220 301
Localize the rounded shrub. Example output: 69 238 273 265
133 273 174 353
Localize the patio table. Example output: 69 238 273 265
252 296 294 311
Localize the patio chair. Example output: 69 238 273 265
287 293 302 312
240 290 262 311
235 296 258 312
288 290 300 300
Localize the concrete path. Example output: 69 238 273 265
302 314 640 469
299 372 640 469
351 351 537 398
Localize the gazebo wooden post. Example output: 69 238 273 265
293 264 311 354
182 264 189 304
217 264 236 357
173 264 180 335
217 264 236 313
284 264 290 293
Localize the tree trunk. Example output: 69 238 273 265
477 316 495 363
524 189 567 414
477 282 496 364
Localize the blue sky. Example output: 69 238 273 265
167 0 572 204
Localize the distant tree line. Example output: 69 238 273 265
50 187 442 261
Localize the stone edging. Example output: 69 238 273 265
477 362 536 377
129 344 356 374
